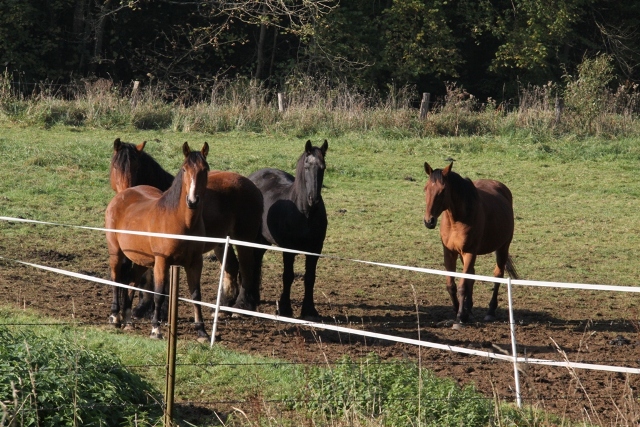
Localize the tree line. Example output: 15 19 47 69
1 0 638 101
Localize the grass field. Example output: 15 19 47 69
1 124 639 288
1 124 640 425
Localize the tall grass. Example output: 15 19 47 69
2 56 638 138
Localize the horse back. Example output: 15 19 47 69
202 171 263 245
105 185 203 266
474 179 514 254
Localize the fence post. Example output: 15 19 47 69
507 276 522 408
419 92 431 119
131 80 140 107
277 92 286 112
164 265 180 427
554 96 564 125
211 236 231 347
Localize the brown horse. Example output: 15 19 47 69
109 139 264 315
105 142 210 341
423 161 518 328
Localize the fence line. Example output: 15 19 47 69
2 215 640 411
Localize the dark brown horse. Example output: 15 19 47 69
423 161 518 328
105 142 210 341
248 140 328 319
109 139 264 314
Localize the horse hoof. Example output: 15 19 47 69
108 316 121 328
300 314 321 322
196 336 210 344
150 333 163 340
452 322 464 330
123 324 134 331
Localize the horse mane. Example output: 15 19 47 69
157 168 185 211
111 140 174 191
137 149 174 191
432 168 479 219
111 142 135 178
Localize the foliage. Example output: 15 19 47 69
296 353 491 426
1 0 640 101
563 53 616 132
0 324 159 426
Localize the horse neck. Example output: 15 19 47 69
289 177 309 214
140 153 174 191
158 170 204 230
445 174 478 224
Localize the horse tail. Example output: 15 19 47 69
505 255 519 280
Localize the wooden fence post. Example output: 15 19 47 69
164 265 180 427
554 96 564 125
131 80 140 107
277 92 286 112
419 92 431 120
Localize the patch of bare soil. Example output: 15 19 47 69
2 251 639 426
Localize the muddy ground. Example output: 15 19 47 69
2 246 640 426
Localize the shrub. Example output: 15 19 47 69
0 325 160 426
296 353 492 426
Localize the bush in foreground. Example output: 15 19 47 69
0 325 160 426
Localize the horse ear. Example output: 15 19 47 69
182 141 191 157
201 142 209 158
136 141 146 152
320 139 328 155
442 162 453 176
113 138 122 151
424 162 433 176
305 139 313 153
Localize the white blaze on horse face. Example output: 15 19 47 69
187 171 199 206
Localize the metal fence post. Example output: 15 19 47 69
164 265 180 426
211 236 231 346
507 276 522 408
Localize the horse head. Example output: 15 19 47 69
181 142 210 210
297 139 328 217
296 139 329 216
110 138 147 193
423 161 452 229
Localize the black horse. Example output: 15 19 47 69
248 140 329 319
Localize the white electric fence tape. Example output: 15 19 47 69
2 215 640 376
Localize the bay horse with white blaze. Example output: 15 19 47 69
423 161 518 328
109 138 264 316
105 142 210 341
248 140 328 318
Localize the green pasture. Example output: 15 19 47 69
1 124 639 426
1 124 639 288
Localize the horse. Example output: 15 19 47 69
423 161 518 329
248 140 328 319
109 138 264 315
105 142 210 341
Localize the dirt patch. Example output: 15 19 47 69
2 252 640 426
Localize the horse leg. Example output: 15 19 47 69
234 245 260 310
300 255 320 319
486 247 508 321
133 268 155 319
456 253 477 326
213 244 240 307
443 248 459 318
150 258 168 339
277 252 296 317
185 255 209 343
108 251 125 327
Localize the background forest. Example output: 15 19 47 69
2 0 640 103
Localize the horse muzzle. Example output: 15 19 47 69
187 195 200 209
424 217 437 229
